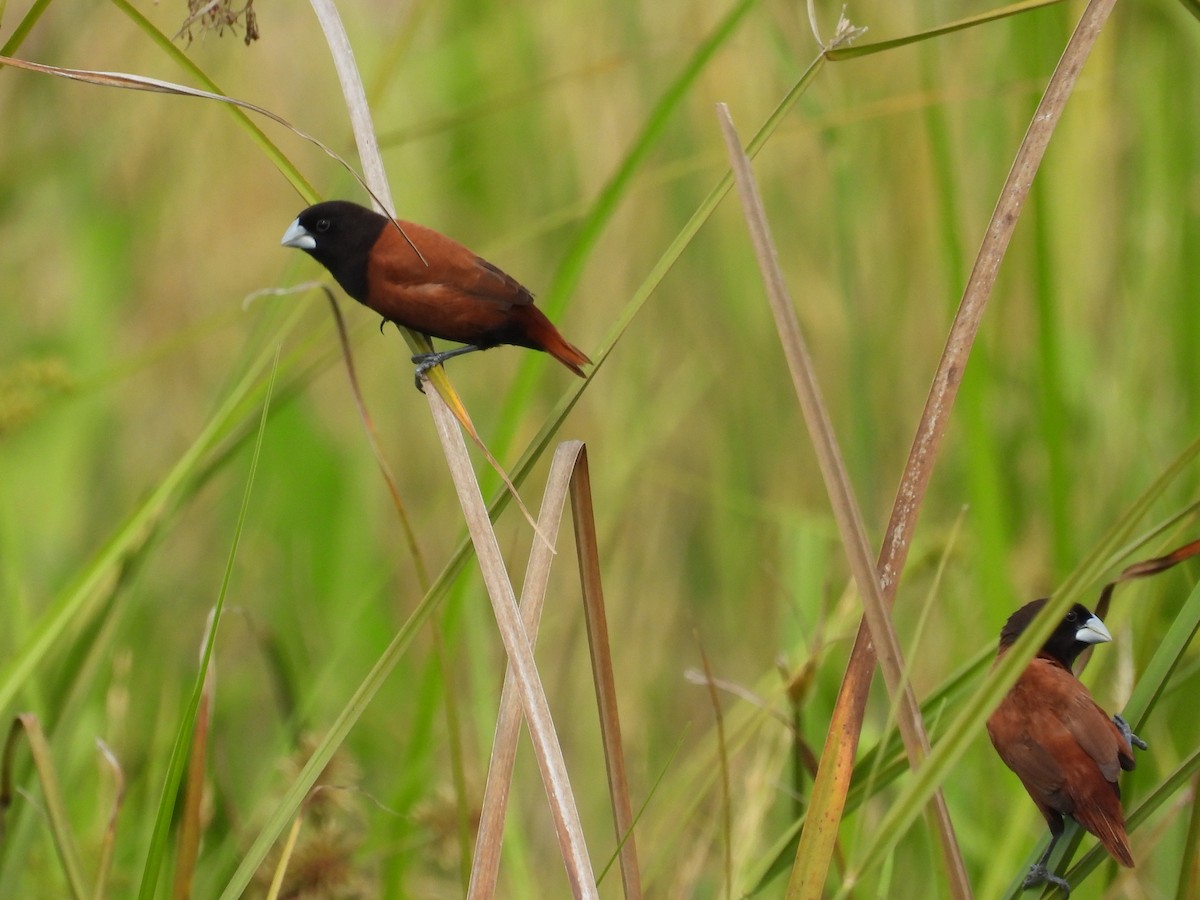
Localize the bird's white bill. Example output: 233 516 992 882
1076 614 1113 645
280 219 316 250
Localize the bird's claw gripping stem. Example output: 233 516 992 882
1113 713 1148 751
1023 863 1071 895
410 345 483 392
411 356 436 392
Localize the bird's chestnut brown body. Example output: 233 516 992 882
281 201 589 380
986 599 1143 894
988 652 1135 864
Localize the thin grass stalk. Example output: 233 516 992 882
93 740 124 900
306 0 392 211
431 620 474 893
780 660 818 823
3 556 133 820
697 640 733 898
0 715 90 899
469 442 582 899
427 390 596 896
170 662 213 900
788 0 1120 893
716 104 969 899
569 448 642 900
0 54 339 220
324 287 430 591
645 679 806 891
824 0 1069 59
264 815 304 900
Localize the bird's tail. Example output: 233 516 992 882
1099 827 1134 868
1077 808 1134 867
516 306 591 378
545 335 590 378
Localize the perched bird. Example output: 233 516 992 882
281 200 590 388
987 599 1147 895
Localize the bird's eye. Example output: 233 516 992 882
315 219 331 233
1066 610 1077 622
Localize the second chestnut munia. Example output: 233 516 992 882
986 599 1146 896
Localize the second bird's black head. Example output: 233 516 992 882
998 598 1112 668
280 200 389 301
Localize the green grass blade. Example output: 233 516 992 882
0 0 51 57
136 353 279 899
826 0 1069 60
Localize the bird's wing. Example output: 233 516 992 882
1061 692 1135 781
469 257 535 306
374 220 534 307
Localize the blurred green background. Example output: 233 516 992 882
2 0 1199 896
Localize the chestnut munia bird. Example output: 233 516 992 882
987 599 1147 895
281 200 590 388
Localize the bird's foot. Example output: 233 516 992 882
1023 863 1071 895
409 345 481 391
1114 713 1148 751
410 353 444 393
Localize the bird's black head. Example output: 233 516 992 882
280 200 389 301
998 598 1112 667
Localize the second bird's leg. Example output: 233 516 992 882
1023 832 1071 896
411 345 483 390
1113 713 1149 751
